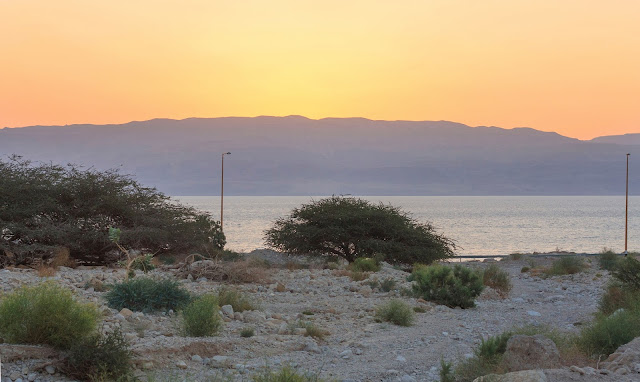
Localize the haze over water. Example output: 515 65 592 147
176 196 639 256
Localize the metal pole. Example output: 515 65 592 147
221 152 231 230
625 153 630 255
221 153 224 230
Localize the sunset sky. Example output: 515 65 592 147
1 0 639 140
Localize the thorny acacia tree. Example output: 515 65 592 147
264 196 455 265
0 156 225 266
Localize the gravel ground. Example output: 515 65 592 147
0 252 637 382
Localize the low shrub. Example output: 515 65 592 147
599 248 621 271
599 284 640 315
544 256 585 276
182 294 222 337
0 282 99 349
375 299 414 326
349 256 381 272
240 327 255 338
612 256 640 290
304 323 326 340
217 287 255 312
379 277 397 292
520 266 530 273
454 331 513 382
411 264 483 308
36 265 57 277
129 253 155 273
63 329 133 381
507 253 524 261
253 366 326 382
413 306 427 313
579 309 640 357
105 278 192 312
482 264 512 296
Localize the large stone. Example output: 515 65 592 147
473 370 547 382
501 335 559 372
221 304 234 318
600 336 640 373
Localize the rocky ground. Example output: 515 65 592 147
1 251 639 382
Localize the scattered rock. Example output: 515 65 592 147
176 360 187 369
473 369 547 382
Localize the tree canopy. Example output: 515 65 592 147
264 196 455 265
0 156 224 266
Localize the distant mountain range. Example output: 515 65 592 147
1 116 637 195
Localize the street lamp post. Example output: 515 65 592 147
221 152 231 230
625 153 630 255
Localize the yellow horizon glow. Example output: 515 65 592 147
1 0 639 140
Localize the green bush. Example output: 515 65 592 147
482 264 512 296
411 264 483 308
545 256 585 276
375 299 415 326
217 287 255 312
579 309 640 357
63 329 133 381
349 257 381 272
520 266 530 273
599 284 640 315
0 282 99 349
304 323 326 340
379 277 397 292
612 256 640 290
0 156 225 266
105 278 191 312
182 294 222 337
264 196 455 265
508 253 524 261
453 331 513 382
599 249 621 271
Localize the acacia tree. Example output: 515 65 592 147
264 196 455 265
0 156 225 266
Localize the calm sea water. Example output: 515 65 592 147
174 196 639 256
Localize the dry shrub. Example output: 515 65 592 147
36 265 57 277
50 247 76 268
178 258 271 284
331 269 369 281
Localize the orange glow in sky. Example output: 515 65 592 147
1 0 639 139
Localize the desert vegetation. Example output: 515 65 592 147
0 156 225 266
264 196 455 265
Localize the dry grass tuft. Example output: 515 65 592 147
178 258 272 284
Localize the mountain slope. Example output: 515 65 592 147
0 116 635 195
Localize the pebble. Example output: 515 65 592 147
191 354 203 362
527 310 542 317
176 360 187 369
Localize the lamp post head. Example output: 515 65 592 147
223 152 231 156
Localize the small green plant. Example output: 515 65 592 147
365 278 380 289
375 299 414 326
520 266 530 273
482 264 512 296
217 287 255 312
253 365 327 382
0 282 99 349
599 248 621 271
612 256 640 290
410 264 483 308
240 327 255 338
304 323 326 340
379 277 397 292
302 310 314 315
110 228 156 279
579 309 640 357
63 328 133 381
105 278 192 312
544 256 585 276
182 294 222 337
349 256 381 272
413 306 427 313
475 331 512 361
129 253 155 273
439 359 455 382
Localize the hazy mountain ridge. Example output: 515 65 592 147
1 116 636 195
